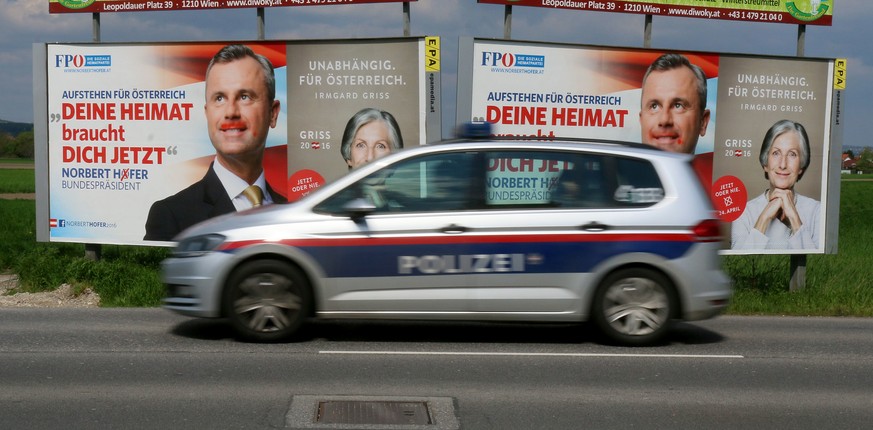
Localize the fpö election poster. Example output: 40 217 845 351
477 0 833 26
35 37 440 246
457 38 844 255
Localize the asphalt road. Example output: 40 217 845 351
1 309 871 429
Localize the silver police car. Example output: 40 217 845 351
162 137 731 346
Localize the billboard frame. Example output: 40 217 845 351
457 37 843 257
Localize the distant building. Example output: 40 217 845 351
842 152 857 173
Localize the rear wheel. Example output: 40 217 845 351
222 260 311 342
591 268 675 346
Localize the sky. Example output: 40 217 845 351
1 0 869 147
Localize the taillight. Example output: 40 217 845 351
692 219 724 242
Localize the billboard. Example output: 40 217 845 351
457 37 843 255
478 0 833 26
35 37 440 245
49 0 415 14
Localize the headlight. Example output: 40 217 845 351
172 234 227 258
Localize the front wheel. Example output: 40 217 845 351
222 259 312 342
591 268 675 346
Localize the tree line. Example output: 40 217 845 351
0 130 34 159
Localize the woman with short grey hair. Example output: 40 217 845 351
340 108 404 170
731 119 820 250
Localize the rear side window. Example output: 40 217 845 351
613 157 665 205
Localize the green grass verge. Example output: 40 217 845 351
0 169 35 193
0 158 35 165
3 167 873 314
1 199 169 307
724 254 873 316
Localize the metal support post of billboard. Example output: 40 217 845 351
796 24 806 57
257 8 265 39
87 12 102 261
791 23 808 291
504 5 512 39
790 254 807 292
92 13 100 42
403 2 411 37
85 243 102 261
643 14 652 48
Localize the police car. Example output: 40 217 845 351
162 135 731 346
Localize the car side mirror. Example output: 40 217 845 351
343 198 376 222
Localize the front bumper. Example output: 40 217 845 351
161 251 236 318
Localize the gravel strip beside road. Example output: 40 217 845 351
0 274 100 308
0 193 35 199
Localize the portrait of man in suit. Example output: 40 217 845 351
639 52 712 191
144 44 286 241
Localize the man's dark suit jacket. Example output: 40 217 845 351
144 162 287 241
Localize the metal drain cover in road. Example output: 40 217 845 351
318 400 430 425
286 395 459 429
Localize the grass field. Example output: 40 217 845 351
2 165 873 315
0 169 35 193
0 158 34 165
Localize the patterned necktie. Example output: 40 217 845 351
242 185 263 207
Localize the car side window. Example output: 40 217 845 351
485 151 572 208
483 150 662 209
314 149 665 216
547 155 613 208
315 151 478 214
485 151 616 209
613 156 664 205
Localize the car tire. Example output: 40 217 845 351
591 267 675 346
222 259 312 342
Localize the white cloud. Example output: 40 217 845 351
2 1 91 34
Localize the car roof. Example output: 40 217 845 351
401 136 688 162
329 136 692 185
447 135 654 150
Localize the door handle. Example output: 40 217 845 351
581 221 609 232
440 224 468 234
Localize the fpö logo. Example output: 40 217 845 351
481 52 545 69
54 54 112 70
